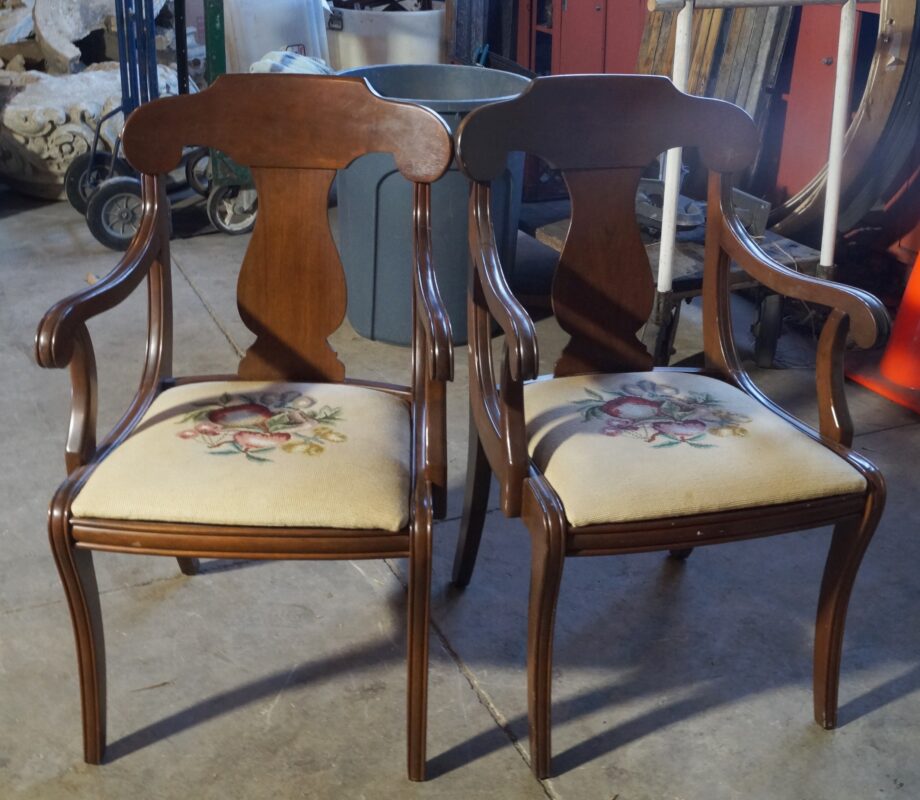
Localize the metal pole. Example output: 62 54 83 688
651 0 848 9
175 0 189 95
818 0 857 277
657 0 694 294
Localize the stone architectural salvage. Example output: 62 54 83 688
0 61 179 199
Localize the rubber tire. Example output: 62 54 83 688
85 176 144 251
185 147 211 196
64 152 132 215
207 184 258 234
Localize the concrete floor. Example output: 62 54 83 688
2 190 919 800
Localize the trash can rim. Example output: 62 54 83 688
338 63 531 112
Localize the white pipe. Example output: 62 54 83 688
819 0 857 272
650 0 876 11
658 0 694 294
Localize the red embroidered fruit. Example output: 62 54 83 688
651 419 706 441
207 403 273 429
233 431 291 451
601 396 663 421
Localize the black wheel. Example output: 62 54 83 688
64 151 132 215
185 147 211 196
207 185 258 234
85 176 144 251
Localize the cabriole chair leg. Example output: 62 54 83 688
524 480 566 779
813 510 880 729
49 529 106 764
407 519 433 781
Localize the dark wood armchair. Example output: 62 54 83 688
450 75 889 778
35 74 454 781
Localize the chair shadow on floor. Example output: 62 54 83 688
104 576 410 762
102 535 920 776
428 524 920 777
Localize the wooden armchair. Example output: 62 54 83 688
35 75 453 781
450 75 889 778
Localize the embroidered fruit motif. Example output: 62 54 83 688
207 403 273 428
176 390 346 462
574 379 751 448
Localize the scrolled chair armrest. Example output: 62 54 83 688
719 196 889 351
716 180 890 447
469 183 539 383
35 178 168 370
413 183 454 382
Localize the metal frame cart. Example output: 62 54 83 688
63 0 198 250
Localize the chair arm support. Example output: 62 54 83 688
35 179 168 370
413 183 454 382
720 204 889 351
470 184 539 383
715 178 890 448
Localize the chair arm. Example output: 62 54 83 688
470 183 539 383
35 176 170 473
413 183 453 382
467 183 535 516
719 201 889 351
716 179 890 447
35 179 168 370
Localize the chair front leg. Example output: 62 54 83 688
813 492 883 729
407 489 433 781
49 510 106 764
522 477 567 779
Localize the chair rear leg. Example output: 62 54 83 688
668 548 693 561
176 557 200 575
523 479 566 779
49 524 106 764
407 514 433 781
451 409 492 588
813 510 880 729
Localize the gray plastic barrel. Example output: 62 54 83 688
337 64 530 345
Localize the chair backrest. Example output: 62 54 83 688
122 74 453 382
456 74 759 377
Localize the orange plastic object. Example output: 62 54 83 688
848 252 920 412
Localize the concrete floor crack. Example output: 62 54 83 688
171 254 245 359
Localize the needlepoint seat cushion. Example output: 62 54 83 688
524 372 867 528
71 381 412 530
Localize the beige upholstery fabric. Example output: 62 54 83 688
524 372 866 527
71 381 412 531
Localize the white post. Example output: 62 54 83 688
819 0 857 275
657 0 694 293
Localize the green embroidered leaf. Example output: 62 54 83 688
652 440 680 448
209 450 239 456
688 442 715 449
266 413 296 431
584 388 604 400
245 452 271 463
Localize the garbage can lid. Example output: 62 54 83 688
339 63 531 113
